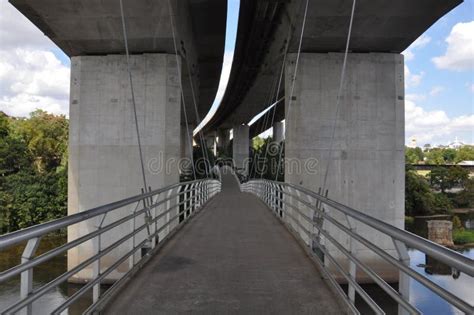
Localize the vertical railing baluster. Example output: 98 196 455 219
394 239 411 315
20 237 41 315
93 213 107 303
165 189 173 238
343 215 357 304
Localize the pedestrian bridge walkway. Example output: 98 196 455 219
104 171 343 314
0 168 472 315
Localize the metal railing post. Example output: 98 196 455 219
191 183 196 212
165 188 173 237
183 184 189 220
394 239 411 315
20 237 41 315
93 213 108 303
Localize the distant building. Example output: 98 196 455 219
448 137 465 149
408 137 417 148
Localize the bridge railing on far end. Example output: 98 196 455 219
0 178 221 315
241 179 474 315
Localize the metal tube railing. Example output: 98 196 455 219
0 179 221 315
241 179 474 315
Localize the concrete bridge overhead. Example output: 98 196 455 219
203 0 461 133
3 2 470 312
9 0 227 124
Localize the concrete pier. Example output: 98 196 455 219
427 220 454 247
232 125 250 175
180 123 195 177
273 121 284 143
285 53 405 282
68 53 181 282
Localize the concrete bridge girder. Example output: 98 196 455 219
9 0 227 125
204 0 461 132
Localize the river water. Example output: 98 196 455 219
0 235 473 314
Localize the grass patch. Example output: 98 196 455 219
453 229 474 245
415 170 430 177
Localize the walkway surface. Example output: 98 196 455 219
104 171 343 314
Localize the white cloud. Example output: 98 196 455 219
429 86 445 96
405 100 474 144
402 34 431 61
404 65 424 88
406 93 426 102
432 21 474 71
470 83 474 93
0 0 70 117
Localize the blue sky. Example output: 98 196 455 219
402 1 473 146
0 0 472 146
406 1 472 119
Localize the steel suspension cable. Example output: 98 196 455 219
260 31 291 180
167 0 207 179
185 60 213 178
119 0 148 191
274 0 309 181
321 0 356 193
249 71 279 179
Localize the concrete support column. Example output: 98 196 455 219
68 54 181 282
217 129 230 153
232 124 250 175
285 53 404 282
180 123 195 177
273 121 284 143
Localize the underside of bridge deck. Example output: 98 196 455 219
103 172 345 314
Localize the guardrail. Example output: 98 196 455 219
241 179 473 315
0 179 221 315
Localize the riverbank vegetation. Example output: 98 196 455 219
405 145 473 218
0 111 68 234
452 229 474 245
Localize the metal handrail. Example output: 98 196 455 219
241 179 474 315
0 179 202 250
0 178 221 315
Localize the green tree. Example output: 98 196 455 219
429 167 450 192
11 110 68 173
425 149 444 165
451 178 474 208
455 146 474 163
0 110 68 233
442 148 457 163
252 136 265 151
405 168 436 216
405 147 424 164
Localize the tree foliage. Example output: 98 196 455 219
0 110 68 234
405 165 453 216
429 166 469 193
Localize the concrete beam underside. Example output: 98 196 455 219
68 53 181 282
285 53 404 282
